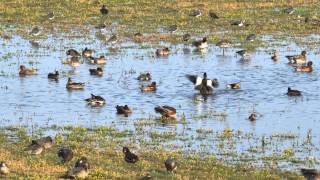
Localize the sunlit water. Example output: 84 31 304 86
0 29 320 170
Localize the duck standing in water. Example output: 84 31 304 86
186 72 219 95
286 50 307 64
66 78 85 90
154 105 176 119
116 105 132 116
287 87 301 96
19 65 37 76
295 61 313 73
193 37 208 49
123 147 139 163
236 49 252 59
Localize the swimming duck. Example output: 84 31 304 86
186 72 219 95
58 147 74 162
82 47 94 58
190 10 202 17
48 71 59 81
61 157 89 179
19 65 37 76
246 34 256 42
123 147 139 163
25 140 44 155
0 162 9 174
66 78 85 90
248 113 257 121
116 105 132 116
89 67 103 76
287 87 301 96
216 40 231 55
35 136 53 149
47 12 54 20
30 26 41 36
286 51 307 64
137 72 151 81
156 48 170 56
231 20 245 26
141 82 156 92
63 56 81 67
89 56 106 65
85 94 105 107
165 158 177 173
100 5 108 15
193 37 208 49
227 82 241 89
271 51 279 61
209 11 219 19
284 7 294 14
66 49 80 57
236 49 252 58
295 61 313 73
301 168 320 180
182 33 191 42
155 105 176 119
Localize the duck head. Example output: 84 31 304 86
20 65 26 70
123 147 130 154
301 50 307 56
307 61 313 66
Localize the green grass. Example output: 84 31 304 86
0 126 304 179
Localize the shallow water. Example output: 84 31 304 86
0 29 320 170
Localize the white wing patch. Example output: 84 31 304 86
207 80 213 88
195 76 202 86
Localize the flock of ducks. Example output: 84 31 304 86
4 4 319 179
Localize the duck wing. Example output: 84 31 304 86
186 75 202 86
163 106 176 113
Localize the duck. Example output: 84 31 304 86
284 7 294 14
141 82 156 92
85 94 105 107
61 157 89 179
19 65 37 76
30 26 41 36
248 113 257 121
246 34 256 42
155 105 176 119
295 61 313 73
48 71 59 81
209 11 219 19
216 40 231 55
123 147 139 163
186 72 219 95
89 67 103 76
193 37 208 49
47 12 54 20
167 25 178 33
116 105 132 116
107 35 117 43
66 78 85 90
286 50 307 64
271 52 279 61
301 168 320 180
0 162 9 174
63 56 81 67
25 140 44 155
190 9 202 17
29 40 40 48
137 72 151 81
89 56 106 65
227 82 241 89
236 49 252 58
287 87 301 96
231 20 245 26
156 48 170 56
58 147 74 162
66 49 80 57
100 5 108 15
134 32 144 41
165 158 177 173
82 47 94 58
182 33 191 42
34 136 53 149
